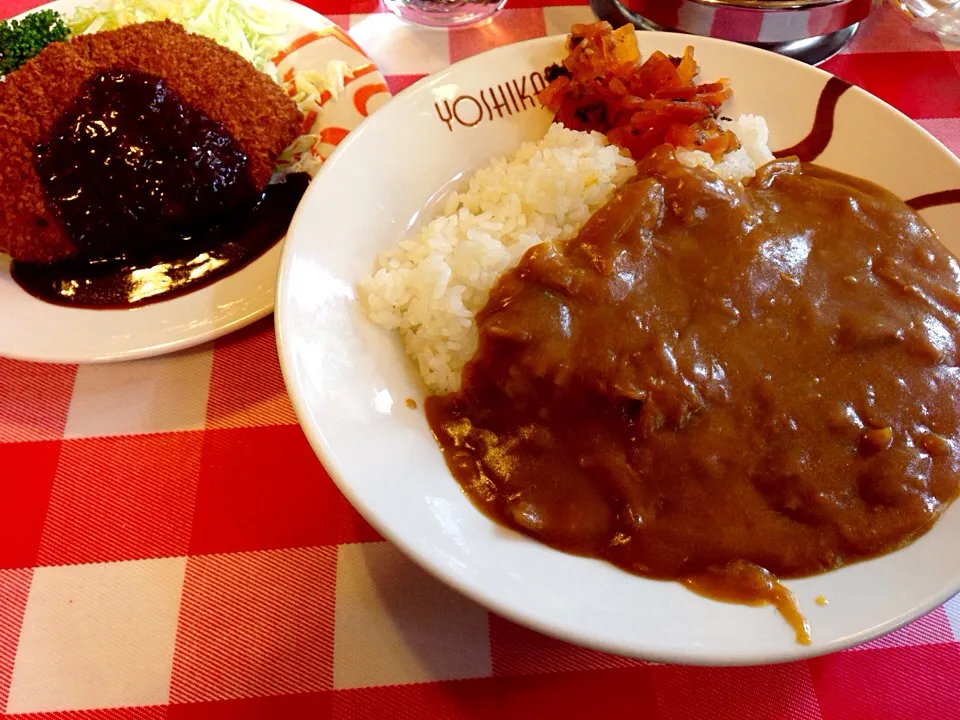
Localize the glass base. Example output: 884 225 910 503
384 0 508 28
895 0 960 42
893 0 960 42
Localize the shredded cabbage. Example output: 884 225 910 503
275 61 353 176
67 0 289 75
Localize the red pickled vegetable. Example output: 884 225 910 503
538 21 736 161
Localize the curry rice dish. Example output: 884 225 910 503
0 20 301 264
365 24 960 643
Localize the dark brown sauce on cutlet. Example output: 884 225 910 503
11 69 308 308
11 174 308 308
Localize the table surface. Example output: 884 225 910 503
2 1 960 718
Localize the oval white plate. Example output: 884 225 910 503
277 32 960 665
0 0 388 363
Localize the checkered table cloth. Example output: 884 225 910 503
2 0 960 717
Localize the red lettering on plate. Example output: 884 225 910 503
453 96 483 127
490 85 513 118
479 89 494 121
435 100 454 132
530 71 547 95
512 76 535 111
505 81 520 114
436 70 549 130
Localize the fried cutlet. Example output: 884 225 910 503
0 21 302 263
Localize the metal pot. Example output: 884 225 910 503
590 0 878 64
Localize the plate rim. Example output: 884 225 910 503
0 0 386 365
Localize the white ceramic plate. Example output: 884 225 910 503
276 32 960 665
0 0 388 363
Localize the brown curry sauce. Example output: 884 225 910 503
426 148 960 642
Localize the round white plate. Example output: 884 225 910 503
0 0 388 363
276 32 960 665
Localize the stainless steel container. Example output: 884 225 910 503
590 0 877 64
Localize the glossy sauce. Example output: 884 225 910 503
12 69 307 307
12 174 308 308
426 149 960 641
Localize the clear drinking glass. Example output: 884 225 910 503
383 0 508 28
892 0 960 41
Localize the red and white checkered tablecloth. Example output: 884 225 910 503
2 0 960 718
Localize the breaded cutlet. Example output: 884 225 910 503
0 21 302 264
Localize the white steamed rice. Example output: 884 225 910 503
361 116 774 394
675 115 775 182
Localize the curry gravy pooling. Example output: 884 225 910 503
11 174 308 308
426 148 960 642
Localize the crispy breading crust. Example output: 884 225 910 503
0 21 302 263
